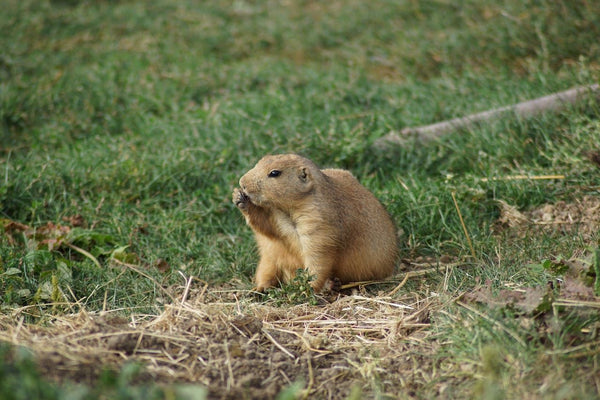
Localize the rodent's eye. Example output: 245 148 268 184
268 170 281 178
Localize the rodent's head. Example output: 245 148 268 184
239 154 320 208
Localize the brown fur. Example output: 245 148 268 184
232 154 398 292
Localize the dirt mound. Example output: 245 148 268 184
0 285 439 399
496 195 600 241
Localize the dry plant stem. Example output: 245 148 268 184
350 295 413 309
10 302 85 317
224 342 235 389
552 299 600 309
133 332 144 355
481 174 565 182
12 316 24 342
451 192 477 259
178 272 194 304
65 285 83 314
388 272 411 296
302 356 315 400
545 340 600 357
457 300 526 347
341 265 453 290
111 258 177 304
374 84 600 147
66 243 101 269
270 327 331 354
262 329 296 359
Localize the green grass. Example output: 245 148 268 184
0 344 207 400
1 0 600 398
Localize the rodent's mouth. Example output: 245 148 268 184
239 189 250 202
241 189 256 204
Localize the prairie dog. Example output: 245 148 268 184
232 154 398 292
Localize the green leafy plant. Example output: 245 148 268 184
265 269 319 306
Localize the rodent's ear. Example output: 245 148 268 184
298 167 310 182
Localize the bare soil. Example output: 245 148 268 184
496 195 600 241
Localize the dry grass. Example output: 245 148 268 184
0 272 444 399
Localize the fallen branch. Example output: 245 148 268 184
374 84 600 148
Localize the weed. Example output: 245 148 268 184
264 269 319 306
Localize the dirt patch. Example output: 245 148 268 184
587 150 600 169
0 284 440 399
495 195 600 241
485 195 600 343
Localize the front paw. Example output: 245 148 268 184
232 187 250 210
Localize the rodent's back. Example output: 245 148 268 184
321 168 398 282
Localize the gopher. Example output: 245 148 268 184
232 154 398 292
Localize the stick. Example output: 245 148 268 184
374 84 600 147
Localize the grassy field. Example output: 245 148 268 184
1 0 600 398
